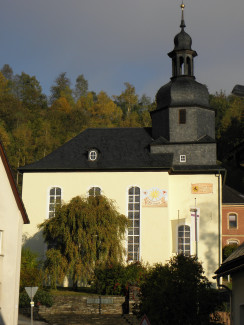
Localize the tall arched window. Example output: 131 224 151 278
128 186 140 262
178 225 191 256
88 187 101 197
49 187 62 218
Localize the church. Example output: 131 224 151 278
20 4 224 279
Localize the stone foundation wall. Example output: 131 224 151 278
38 295 126 317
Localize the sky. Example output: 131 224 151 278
0 0 243 101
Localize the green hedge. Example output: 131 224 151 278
19 289 53 308
92 262 147 295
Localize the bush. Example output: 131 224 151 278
19 289 53 308
138 255 222 325
92 262 147 296
20 248 43 291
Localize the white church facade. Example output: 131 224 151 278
20 5 224 280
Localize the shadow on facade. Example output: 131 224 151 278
0 312 6 325
198 201 220 278
22 230 46 258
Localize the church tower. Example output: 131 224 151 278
151 3 216 166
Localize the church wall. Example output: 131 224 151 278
22 170 221 279
197 109 215 140
169 173 220 279
169 106 198 142
151 109 169 140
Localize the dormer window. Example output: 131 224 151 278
88 149 98 161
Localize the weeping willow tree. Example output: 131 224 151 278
39 195 128 288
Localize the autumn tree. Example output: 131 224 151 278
40 195 128 289
114 82 138 116
73 74 88 101
12 72 47 110
1 64 13 81
50 72 73 105
88 91 122 127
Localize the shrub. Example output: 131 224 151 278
19 289 53 308
92 262 147 296
20 248 43 291
138 255 221 325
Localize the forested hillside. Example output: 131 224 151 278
0 64 243 191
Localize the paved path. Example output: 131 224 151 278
18 314 48 325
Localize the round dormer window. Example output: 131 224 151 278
88 149 98 161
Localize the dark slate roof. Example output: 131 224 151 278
151 135 216 146
19 128 174 172
232 84 244 97
222 185 244 204
155 76 211 110
215 243 244 277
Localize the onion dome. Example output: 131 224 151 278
173 4 192 51
155 2 210 110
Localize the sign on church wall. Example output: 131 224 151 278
191 183 213 194
142 188 168 207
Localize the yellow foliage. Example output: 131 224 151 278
51 97 72 113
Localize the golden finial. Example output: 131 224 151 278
181 1 185 10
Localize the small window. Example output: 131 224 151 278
229 213 237 229
179 109 186 124
89 187 101 197
180 155 186 163
88 149 98 161
49 187 62 218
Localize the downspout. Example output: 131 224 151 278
217 171 221 267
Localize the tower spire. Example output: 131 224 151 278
180 1 186 30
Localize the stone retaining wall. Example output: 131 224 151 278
39 295 126 317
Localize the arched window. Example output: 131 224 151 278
178 225 191 256
49 187 62 218
186 57 192 76
179 56 184 75
228 213 237 229
128 186 140 262
88 187 101 197
227 239 239 245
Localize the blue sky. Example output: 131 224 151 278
0 0 243 101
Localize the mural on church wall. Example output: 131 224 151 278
191 183 213 194
142 188 168 207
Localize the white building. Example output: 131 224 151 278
0 142 29 325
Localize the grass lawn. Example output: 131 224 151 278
50 286 98 296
